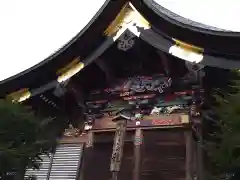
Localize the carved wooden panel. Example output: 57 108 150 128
92 114 189 130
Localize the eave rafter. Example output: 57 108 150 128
95 58 115 84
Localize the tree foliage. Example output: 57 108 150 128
0 99 65 179
203 69 240 180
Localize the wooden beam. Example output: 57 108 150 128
58 135 88 144
92 114 189 130
82 131 94 180
96 58 115 84
133 128 143 180
156 50 170 75
185 130 193 180
196 127 204 180
192 135 198 180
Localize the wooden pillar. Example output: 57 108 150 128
110 120 127 180
185 130 193 180
192 116 204 180
192 137 198 180
86 131 94 148
133 128 143 180
196 128 204 180
82 131 94 180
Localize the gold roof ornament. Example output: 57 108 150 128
169 39 204 63
6 3 152 103
104 3 132 37
128 2 150 29
56 57 84 83
173 39 204 54
104 2 150 40
56 57 81 75
57 60 84 83
6 57 84 103
6 88 31 103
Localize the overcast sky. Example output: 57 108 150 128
156 0 239 31
0 0 239 81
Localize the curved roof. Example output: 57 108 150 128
2 0 240 99
140 0 240 54
0 0 107 82
2 0 240 85
152 0 231 32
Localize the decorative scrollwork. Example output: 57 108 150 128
63 124 80 137
117 30 136 51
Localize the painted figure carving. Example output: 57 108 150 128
150 105 184 115
127 76 172 93
165 105 184 114
150 107 163 116
102 75 171 95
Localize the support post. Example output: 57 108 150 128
133 128 142 180
192 116 204 180
86 131 94 148
82 131 94 180
110 119 127 180
192 136 198 180
185 130 193 180
196 127 204 180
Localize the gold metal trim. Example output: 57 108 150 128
173 39 204 54
104 2 150 38
6 88 31 102
104 3 132 37
57 62 84 83
56 57 80 75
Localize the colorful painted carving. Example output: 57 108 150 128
88 75 171 101
150 105 185 115
150 107 163 116
123 94 156 100
155 95 192 107
84 73 203 130
164 105 185 114
123 75 172 93
63 124 80 137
